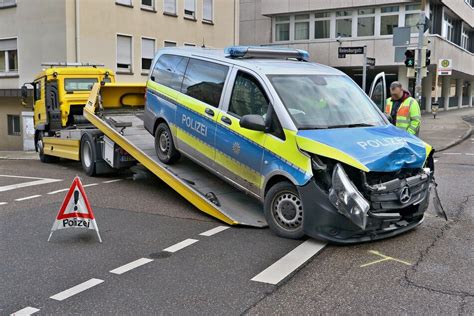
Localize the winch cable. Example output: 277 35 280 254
431 177 448 221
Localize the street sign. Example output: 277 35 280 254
366 57 375 67
437 58 452 76
48 176 102 242
338 53 346 59
338 46 364 55
393 27 411 46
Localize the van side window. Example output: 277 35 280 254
228 71 269 118
181 59 228 108
151 54 188 91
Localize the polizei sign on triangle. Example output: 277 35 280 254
48 176 102 242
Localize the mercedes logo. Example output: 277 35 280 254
399 186 412 204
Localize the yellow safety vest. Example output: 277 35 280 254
385 97 421 136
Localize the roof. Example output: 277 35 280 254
37 66 115 78
158 47 344 76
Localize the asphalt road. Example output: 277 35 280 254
1 123 473 314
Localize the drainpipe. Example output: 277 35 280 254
75 0 80 62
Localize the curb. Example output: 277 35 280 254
435 119 472 152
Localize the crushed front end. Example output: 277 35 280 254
301 153 434 244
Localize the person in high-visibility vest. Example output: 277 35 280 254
384 81 421 136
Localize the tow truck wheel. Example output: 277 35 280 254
37 132 59 163
264 181 304 239
80 134 97 176
154 122 180 164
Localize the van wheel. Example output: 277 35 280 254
155 122 180 164
264 181 304 239
81 134 97 176
37 132 59 163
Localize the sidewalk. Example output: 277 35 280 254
0 150 38 160
419 107 474 152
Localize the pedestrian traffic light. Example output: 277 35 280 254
404 49 415 68
425 49 431 67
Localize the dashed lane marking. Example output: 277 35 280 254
50 278 104 301
82 183 98 188
163 238 199 253
0 202 7 205
360 250 412 268
10 306 40 315
110 258 154 275
442 153 462 155
0 175 62 193
251 239 327 285
102 179 123 184
14 195 41 202
199 226 230 236
434 159 438 163
47 188 69 195
466 153 474 156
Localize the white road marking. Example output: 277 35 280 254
102 179 123 184
434 159 438 163
50 278 104 301
0 175 61 193
110 258 154 275
0 202 8 205
163 238 198 253
14 195 41 202
199 226 230 236
251 239 327 285
442 152 461 155
47 188 69 195
82 183 98 187
465 153 474 156
10 306 40 315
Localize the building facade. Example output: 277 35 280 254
240 0 474 112
0 0 239 150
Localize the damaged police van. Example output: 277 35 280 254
144 46 438 243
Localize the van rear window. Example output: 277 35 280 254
151 54 188 91
64 78 98 92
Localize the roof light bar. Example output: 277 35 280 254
224 46 309 61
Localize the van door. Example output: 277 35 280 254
368 72 386 111
176 58 230 167
214 69 268 195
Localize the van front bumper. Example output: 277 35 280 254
299 177 429 244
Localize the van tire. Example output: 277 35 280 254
81 134 97 176
264 181 304 239
155 122 180 164
37 132 60 163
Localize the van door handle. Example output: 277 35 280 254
205 108 214 117
221 116 232 125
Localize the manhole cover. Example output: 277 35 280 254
149 251 172 259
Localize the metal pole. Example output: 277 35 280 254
415 0 427 102
362 45 367 92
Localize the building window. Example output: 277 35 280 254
357 8 375 37
0 38 18 74
163 0 176 15
294 14 310 40
380 6 399 35
336 10 352 37
141 0 154 10
7 115 20 136
465 0 474 8
314 12 330 39
184 43 196 47
116 0 132 6
461 29 469 50
443 14 454 42
184 0 196 19
275 16 290 41
0 0 16 8
405 4 421 33
117 35 132 73
141 38 155 72
164 41 177 47
203 0 213 22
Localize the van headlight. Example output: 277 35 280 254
328 164 370 229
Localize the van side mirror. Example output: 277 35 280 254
20 85 28 106
240 114 266 132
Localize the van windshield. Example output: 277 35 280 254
268 74 386 129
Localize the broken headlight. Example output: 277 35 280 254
328 164 370 229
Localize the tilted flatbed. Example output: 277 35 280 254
83 83 267 227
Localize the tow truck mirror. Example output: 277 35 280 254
20 85 28 106
240 114 266 132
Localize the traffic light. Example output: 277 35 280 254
404 49 415 68
425 49 431 67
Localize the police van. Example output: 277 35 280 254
143 46 435 243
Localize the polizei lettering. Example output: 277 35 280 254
182 114 207 137
62 218 91 228
357 137 407 150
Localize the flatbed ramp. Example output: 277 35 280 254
84 90 266 227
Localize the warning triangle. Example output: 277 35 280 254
57 176 95 220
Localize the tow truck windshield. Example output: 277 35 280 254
268 74 386 130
